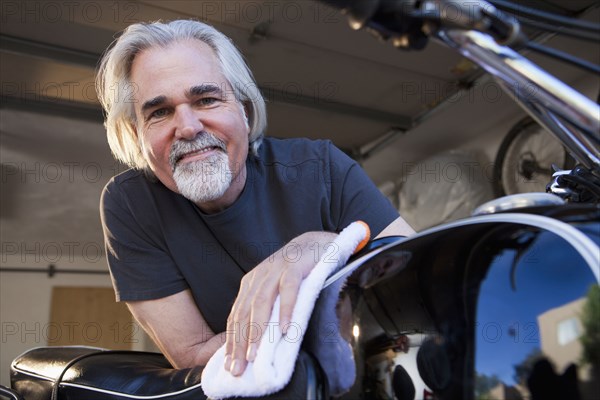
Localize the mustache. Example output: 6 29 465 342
169 132 227 171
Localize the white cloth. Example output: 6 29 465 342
201 222 369 399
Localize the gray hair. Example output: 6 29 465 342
96 20 266 170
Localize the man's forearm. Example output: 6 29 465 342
126 291 226 370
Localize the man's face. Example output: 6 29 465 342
130 39 250 212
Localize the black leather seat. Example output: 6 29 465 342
0 384 24 400
10 346 327 400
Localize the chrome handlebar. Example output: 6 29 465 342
319 0 600 198
436 28 600 176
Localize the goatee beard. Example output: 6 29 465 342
170 133 232 204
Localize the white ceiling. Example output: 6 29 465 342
1 0 598 263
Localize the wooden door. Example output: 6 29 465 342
48 286 135 350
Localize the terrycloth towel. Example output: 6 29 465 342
201 221 370 399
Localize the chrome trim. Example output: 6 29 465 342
326 213 600 287
472 193 565 215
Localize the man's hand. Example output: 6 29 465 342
224 231 338 376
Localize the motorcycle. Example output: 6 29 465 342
2 1 598 399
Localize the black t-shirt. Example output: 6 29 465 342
100 137 399 332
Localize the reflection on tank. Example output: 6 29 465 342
336 206 599 400
476 287 600 399
474 228 598 400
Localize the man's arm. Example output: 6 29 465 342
126 289 224 369
127 217 414 371
224 217 414 376
126 231 340 371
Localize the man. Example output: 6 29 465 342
97 19 414 378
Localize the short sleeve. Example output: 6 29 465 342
327 143 400 235
100 178 188 302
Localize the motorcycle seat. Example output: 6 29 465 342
10 346 327 400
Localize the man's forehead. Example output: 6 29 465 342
130 40 233 106
131 39 219 74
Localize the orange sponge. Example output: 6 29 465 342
353 221 371 254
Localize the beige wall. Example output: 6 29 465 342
0 254 149 388
538 298 586 374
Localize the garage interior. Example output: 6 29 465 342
1 0 598 388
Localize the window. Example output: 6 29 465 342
557 317 581 346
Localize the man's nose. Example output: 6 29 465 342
174 106 204 140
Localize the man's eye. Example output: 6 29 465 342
197 97 218 106
149 108 169 119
